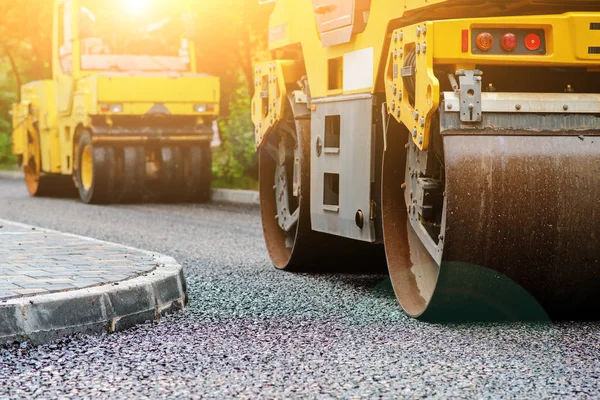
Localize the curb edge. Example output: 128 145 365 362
0 219 187 346
0 171 21 181
0 171 259 205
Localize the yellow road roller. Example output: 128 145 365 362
12 0 220 203
252 0 600 320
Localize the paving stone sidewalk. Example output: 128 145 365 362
0 220 187 345
0 224 157 299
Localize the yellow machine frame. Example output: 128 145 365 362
252 1 600 151
13 0 219 180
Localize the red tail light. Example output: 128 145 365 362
476 32 494 51
500 33 517 52
525 33 542 51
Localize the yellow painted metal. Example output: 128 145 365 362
254 1 600 150
383 12 600 149
13 0 219 181
385 22 440 151
80 144 93 191
431 13 600 65
97 102 220 116
95 75 219 105
92 135 207 144
12 81 62 173
11 103 28 158
266 0 404 99
264 0 546 98
23 125 41 196
251 60 305 147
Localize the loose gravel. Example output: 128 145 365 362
1 179 599 399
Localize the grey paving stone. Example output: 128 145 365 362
71 280 108 289
0 284 20 289
0 291 16 298
0 224 158 301
38 283 78 291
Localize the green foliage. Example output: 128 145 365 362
0 91 16 166
0 90 16 165
212 80 258 186
191 2 269 189
0 80 17 164
0 134 16 166
0 0 53 165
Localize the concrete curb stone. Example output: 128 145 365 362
210 188 260 205
0 219 187 345
0 170 259 205
0 170 21 181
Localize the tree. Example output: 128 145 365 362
0 0 53 165
192 1 270 113
192 1 270 183
0 0 53 90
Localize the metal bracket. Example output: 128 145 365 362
381 102 389 152
404 138 445 263
292 90 307 105
401 65 415 78
293 144 301 197
416 177 444 224
275 165 299 232
455 69 483 123
443 91 600 114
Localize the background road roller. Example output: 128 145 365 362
11 0 220 203
252 0 600 320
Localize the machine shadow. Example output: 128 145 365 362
301 259 564 323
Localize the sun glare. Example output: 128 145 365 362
124 0 148 14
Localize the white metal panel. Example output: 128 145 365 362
343 47 373 92
310 94 376 242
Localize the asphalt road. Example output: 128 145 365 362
0 178 598 399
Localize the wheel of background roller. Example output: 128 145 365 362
182 144 212 202
75 131 117 204
119 146 146 203
159 146 185 202
24 124 76 198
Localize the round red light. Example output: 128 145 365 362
501 33 517 52
476 32 494 51
525 33 541 51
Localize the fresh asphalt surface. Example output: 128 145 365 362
0 178 598 398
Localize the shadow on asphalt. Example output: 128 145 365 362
303 271 558 324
